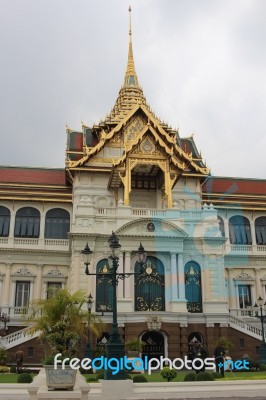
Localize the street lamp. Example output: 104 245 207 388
0 312 10 335
253 296 266 364
81 234 148 380
85 293 93 359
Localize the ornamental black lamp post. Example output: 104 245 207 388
253 296 266 364
85 293 93 359
0 312 10 335
81 233 147 380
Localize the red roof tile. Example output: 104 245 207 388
203 177 266 196
0 167 67 186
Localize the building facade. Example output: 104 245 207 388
0 13 266 365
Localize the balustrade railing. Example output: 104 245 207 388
0 327 40 349
228 314 262 339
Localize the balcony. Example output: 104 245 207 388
0 237 69 252
226 244 266 255
94 206 204 220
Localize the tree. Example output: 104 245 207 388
160 367 177 382
25 289 104 359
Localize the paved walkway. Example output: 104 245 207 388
1 379 266 400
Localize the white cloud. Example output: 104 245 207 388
0 0 265 178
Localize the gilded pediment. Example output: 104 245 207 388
116 218 188 238
131 135 165 157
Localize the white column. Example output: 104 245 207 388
29 281 34 302
34 264 43 298
228 269 237 309
124 251 131 298
3 263 12 306
203 255 210 300
224 218 229 242
39 211 45 240
250 219 257 248
9 212 16 238
177 253 185 299
255 268 262 299
171 252 178 300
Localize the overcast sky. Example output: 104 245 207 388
0 0 265 179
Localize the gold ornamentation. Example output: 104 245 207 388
147 316 162 330
140 137 156 154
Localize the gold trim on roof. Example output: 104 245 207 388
202 192 266 199
0 196 72 203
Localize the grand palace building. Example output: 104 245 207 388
1 10 266 365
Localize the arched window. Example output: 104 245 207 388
255 217 266 245
185 261 202 313
14 207 40 238
218 216 225 237
96 259 113 312
229 216 252 244
135 256 165 311
45 208 70 239
0 206 10 237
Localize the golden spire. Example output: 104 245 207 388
124 6 139 87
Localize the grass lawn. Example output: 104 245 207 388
141 370 266 382
1 370 266 384
0 373 36 384
84 370 266 382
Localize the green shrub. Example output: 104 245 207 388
259 363 266 371
87 376 98 383
126 373 133 380
160 367 177 382
10 366 17 373
0 347 8 365
0 366 10 373
17 373 33 383
196 372 214 381
184 372 196 381
245 359 260 370
133 374 147 382
21 368 32 374
212 372 223 379
96 371 105 380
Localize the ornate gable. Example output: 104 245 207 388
116 218 188 238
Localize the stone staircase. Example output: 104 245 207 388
228 314 263 341
0 327 40 349
1 315 263 350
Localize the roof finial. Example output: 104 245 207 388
124 5 139 87
129 5 132 38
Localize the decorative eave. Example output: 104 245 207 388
202 176 266 210
66 102 209 176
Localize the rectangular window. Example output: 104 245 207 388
28 347 34 357
15 282 30 307
47 282 62 299
238 285 251 309
256 346 260 356
0 216 9 236
239 338 245 348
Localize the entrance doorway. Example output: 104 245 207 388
141 331 164 362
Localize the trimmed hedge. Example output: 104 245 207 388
17 373 33 383
133 374 147 382
184 372 196 381
212 372 223 379
87 376 98 383
196 372 214 381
